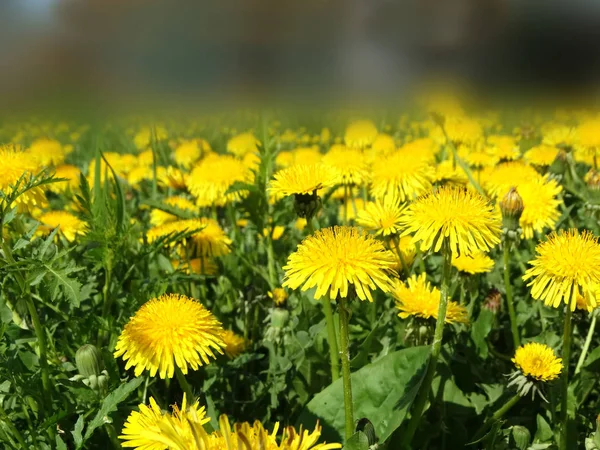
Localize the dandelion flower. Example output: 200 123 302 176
370 150 435 201
433 160 468 186
159 166 188 190
370 133 396 155
173 257 218 276
322 146 369 186
577 118 600 150
187 155 253 207
146 218 231 257
49 164 81 193
487 135 519 161
357 196 406 236
38 211 85 242
452 251 494 274
174 140 201 169
344 120 378 149
283 226 396 302
480 161 542 198
457 144 499 169
444 116 483 145
268 288 288 306
114 294 225 378
0 145 46 211
517 178 562 239
149 196 197 227
28 138 66 166
221 330 247 359
523 229 600 310
227 132 260 157
402 186 501 255
512 342 563 382
524 144 560 167
393 274 468 324
268 164 341 199
390 236 417 270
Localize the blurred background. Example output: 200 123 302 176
1 0 600 108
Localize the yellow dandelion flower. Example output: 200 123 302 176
487 135 520 161
577 118 600 150
114 294 225 378
402 186 501 255
452 251 494 274
457 144 499 169
393 274 468 324
370 150 435 202
268 164 341 199
49 164 81 193
127 165 154 187
400 138 439 163
146 218 231 257
268 288 288 306
174 140 201 169
291 146 323 166
283 226 397 302
344 120 378 149
543 124 576 148
0 145 46 212
137 150 155 167
445 116 483 145
480 161 542 198
390 235 417 270
38 211 85 242
523 229 600 310
28 138 65 166
134 126 168 150
518 178 562 239
149 196 197 227
433 160 468 186
187 155 253 207
322 146 369 186
275 150 295 168
512 342 563 382
243 152 261 171
227 132 260 157
263 225 285 241
370 133 396 155
524 144 560 167
159 166 188 190
221 330 247 359
357 196 406 237
338 197 366 222
173 256 218 276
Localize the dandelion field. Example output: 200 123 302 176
2 106 600 450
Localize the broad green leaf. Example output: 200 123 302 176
72 415 84 449
297 346 430 443
471 308 494 359
83 377 143 441
343 431 369 450
534 414 553 442
56 435 68 450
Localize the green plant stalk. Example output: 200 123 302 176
401 239 452 447
264 233 277 289
0 402 28 449
338 296 354 440
174 365 195 403
575 311 598 375
560 304 574 450
391 236 410 278
97 262 113 346
25 296 52 408
472 394 521 442
416 242 426 274
322 298 340 381
104 423 121 450
503 243 520 349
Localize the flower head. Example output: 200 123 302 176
523 229 600 310
344 120 378 149
402 186 502 256
268 288 288 306
28 138 66 166
149 196 197 227
38 211 85 242
322 146 369 186
221 330 247 359
451 251 494 274
512 342 563 382
517 178 562 239
357 196 406 236
227 132 260 157
49 164 81 193
283 226 397 302
0 145 46 211
268 164 341 199
173 140 201 168
114 294 225 378
524 144 560 167
393 274 468 324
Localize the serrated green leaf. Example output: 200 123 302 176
73 415 84 449
38 226 59 259
297 346 430 442
101 152 126 232
44 265 82 306
83 377 143 442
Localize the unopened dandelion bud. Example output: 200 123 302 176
500 187 524 231
483 288 502 314
355 418 378 447
271 308 290 329
75 344 104 378
294 191 321 220
585 170 600 191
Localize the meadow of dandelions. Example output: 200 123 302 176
2 105 600 449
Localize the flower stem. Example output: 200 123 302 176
472 394 521 442
0 401 28 449
322 298 340 381
560 304 574 450
401 239 452 447
174 365 195 403
503 243 520 349
575 311 598 375
391 236 410 279
344 185 349 224
338 296 354 440
97 261 113 346
25 296 52 409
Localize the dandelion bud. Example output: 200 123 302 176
294 191 321 220
511 425 531 450
585 170 600 191
75 344 104 378
500 187 524 231
355 418 378 447
270 308 290 329
268 288 288 306
483 288 502 313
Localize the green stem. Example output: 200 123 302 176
560 304 574 450
344 185 349 224
264 234 277 289
339 296 354 440
25 295 52 410
104 423 121 450
0 402 28 449
503 243 520 349
322 298 340 381
98 262 113 346
401 239 452 447
575 312 598 375
174 365 195 403
472 394 521 442
391 236 410 278
416 243 426 274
